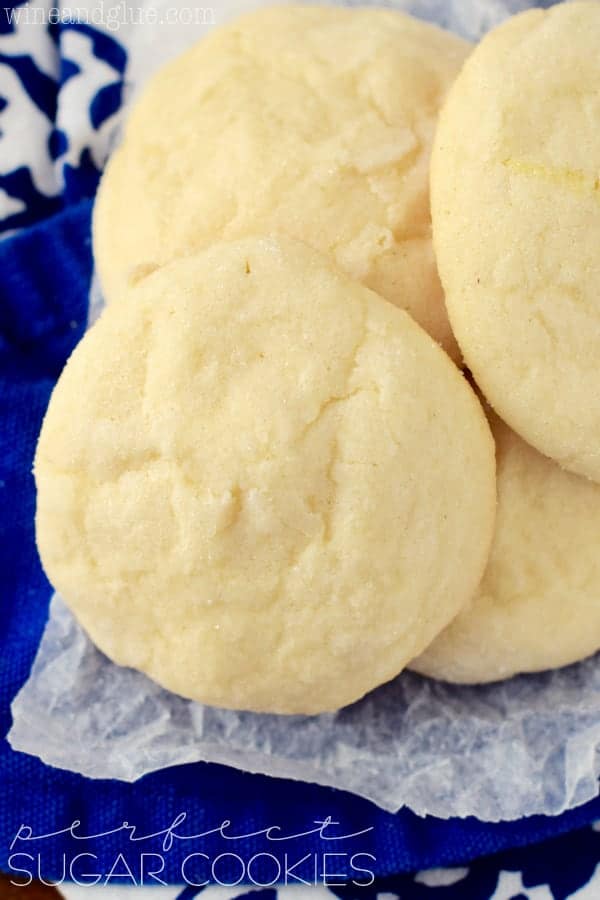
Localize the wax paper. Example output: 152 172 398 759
11 591 600 821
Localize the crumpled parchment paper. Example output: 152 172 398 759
10 593 600 821
12 0 595 824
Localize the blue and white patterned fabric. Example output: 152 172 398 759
0 0 128 230
2 2 600 898
0 0 221 233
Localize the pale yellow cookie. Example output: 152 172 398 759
35 237 495 714
431 0 600 481
412 411 600 684
93 4 470 360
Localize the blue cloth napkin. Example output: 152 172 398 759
2 201 600 885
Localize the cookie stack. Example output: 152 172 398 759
34 2 600 714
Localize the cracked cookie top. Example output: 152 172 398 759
431 0 600 481
35 237 495 714
93 4 470 361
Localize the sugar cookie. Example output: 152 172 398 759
431 1 600 480
94 5 469 359
35 237 495 714
413 411 600 684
